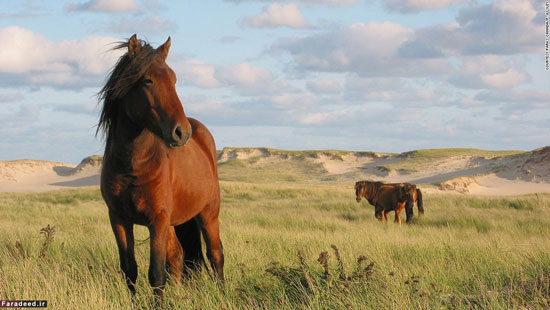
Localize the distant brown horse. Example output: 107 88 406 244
355 180 423 223
97 35 223 299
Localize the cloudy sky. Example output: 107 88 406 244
0 0 548 163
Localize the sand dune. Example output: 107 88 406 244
0 156 101 192
1 147 549 195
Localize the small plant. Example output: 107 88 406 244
317 251 330 277
330 244 346 281
5 240 29 259
15 240 28 258
265 245 376 306
39 224 56 258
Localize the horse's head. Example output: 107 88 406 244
355 180 383 203
355 181 364 202
119 35 191 148
398 183 417 202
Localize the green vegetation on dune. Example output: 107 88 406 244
218 147 531 182
402 148 527 159
381 148 528 173
1 186 549 309
219 147 385 159
218 157 327 183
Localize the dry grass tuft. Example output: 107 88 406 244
39 224 56 258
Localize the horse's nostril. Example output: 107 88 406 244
173 125 183 141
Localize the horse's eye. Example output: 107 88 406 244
143 78 153 86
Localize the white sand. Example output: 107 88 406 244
0 157 101 192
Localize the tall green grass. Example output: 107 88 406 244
1 185 549 309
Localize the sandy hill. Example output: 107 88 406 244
0 156 102 192
1 147 549 195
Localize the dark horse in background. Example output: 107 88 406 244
355 180 423 224
97 35 223 299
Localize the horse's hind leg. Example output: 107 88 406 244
166 226 183 285
109 210 138 296
405 201 414 223
175 217 205 276
198 208 224 282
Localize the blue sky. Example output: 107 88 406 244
0 0 548 163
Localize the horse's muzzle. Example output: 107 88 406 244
168 124 192 148
356 197 361 202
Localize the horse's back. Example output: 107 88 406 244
374 185 401 211
188 118 217 166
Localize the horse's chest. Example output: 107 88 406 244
103 174 166 225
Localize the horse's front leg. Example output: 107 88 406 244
394 209 402 225
395 203 404 225
109 210 138 296
148 210 171 298
375 205 383 221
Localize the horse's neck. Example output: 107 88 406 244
104 115 166 175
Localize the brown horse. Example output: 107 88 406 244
355 180 423 223
97 35 223 298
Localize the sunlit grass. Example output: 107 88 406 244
1 185 549 309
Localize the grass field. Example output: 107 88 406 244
1 182 549 309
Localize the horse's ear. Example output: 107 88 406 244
128 34 141 58
158 36 171 60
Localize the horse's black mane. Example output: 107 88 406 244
96 38 159 138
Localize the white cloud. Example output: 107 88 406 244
174 61 274 90
450 55 529 89
306 78 341 94
276 22 450 77
0 92 24 103
300 112 332 124
0 26 121 89
383 0 471 13
109 15 178 34
481 69 528 88
243 3 309 29
269 92 317 108
182 96 226 115
66 0 139 12
174 61 221 88
405 0 543 56
217 63 274 86
345 76 405 92
310 0 355 3
227 0 355 4
475 89 550 106
54 102 98 115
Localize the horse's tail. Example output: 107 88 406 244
174 216 205 275
416 188 424 215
